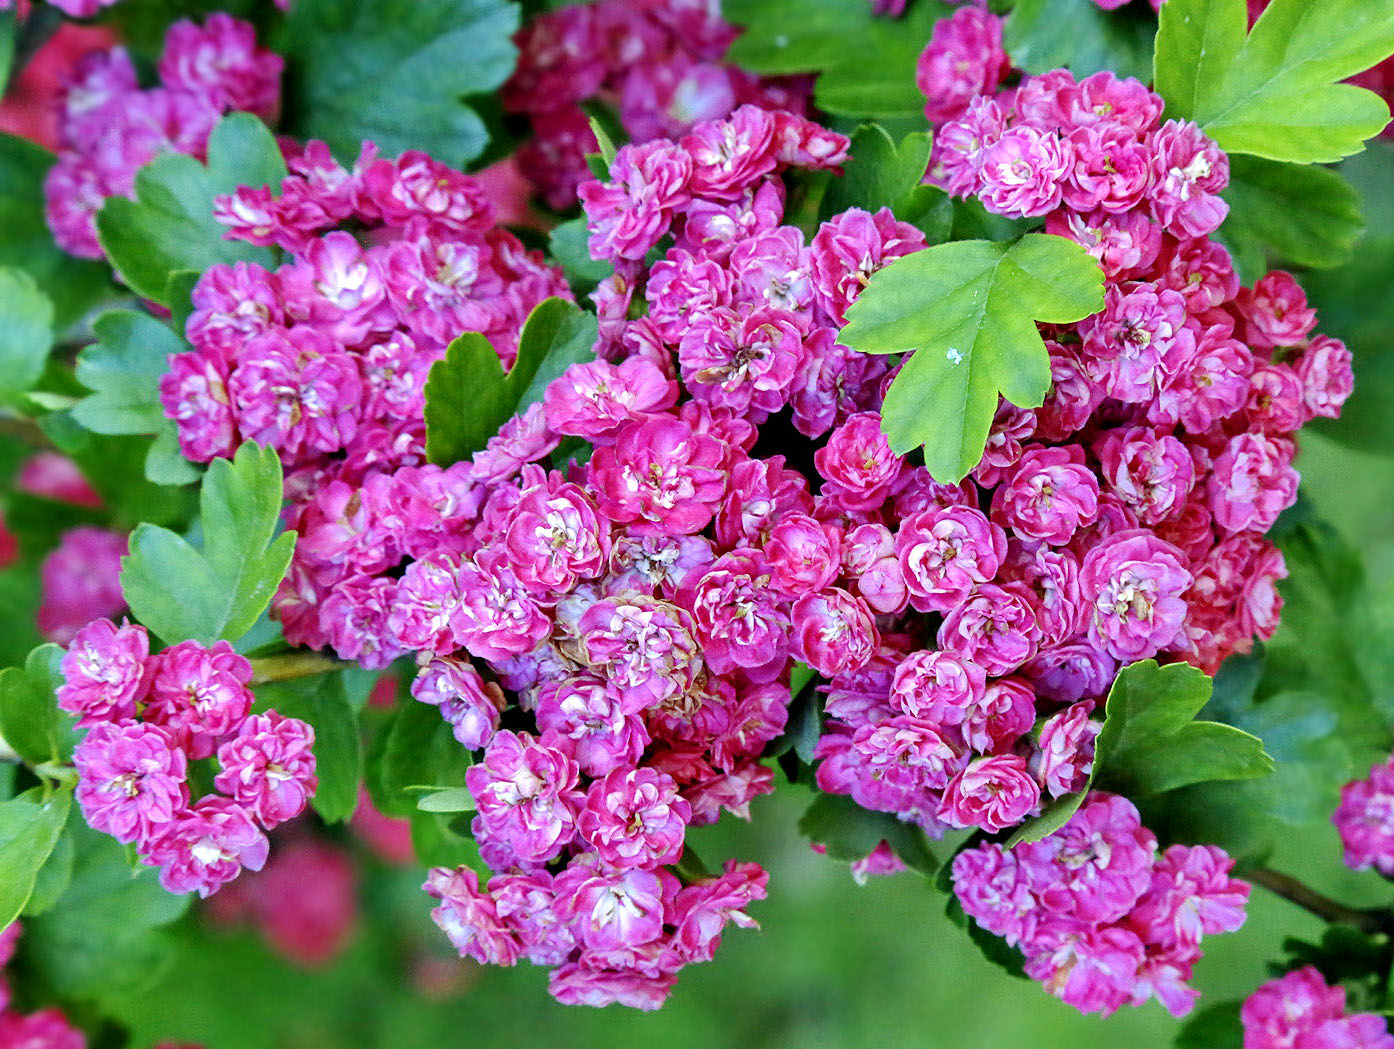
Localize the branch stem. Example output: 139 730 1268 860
1251 867 1391 935
248 650 344 685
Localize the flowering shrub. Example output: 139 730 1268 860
0 0 1393 1045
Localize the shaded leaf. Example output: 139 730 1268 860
0 787 71 928
0 267 53 404
798 793 937 876
820 124 951 240
0 643 69 766
1005 0 1155 83
424 297 598 466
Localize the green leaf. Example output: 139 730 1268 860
0 9 14 93
1218 156 1365 283
417 787 476 814
1010 659 1274 846
424 297 599 466
25 821 189 1004
0 133 113 329
726 0 946 119
1005 0 1156 83
72 310 187 436
121 442 296 646
1155 0 1394 163
0 268 53 404
283 0 518 167
820 125 951 240
838 233 1104 482
1175 1002 1244 1049
23 823 74 918
95 113 285 306
259 674 362 824
0 787 71 927
0 643 68 766
1094 660 1274 797
366 700 472 819
548 218 611 290
798 793 937 876
944 896 1028 980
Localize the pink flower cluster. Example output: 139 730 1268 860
503 0 810 209
1242 967 1394 1049
43 14 282 258
0 0 119 18
953 792 1249 1017
1334 754 1394 876
58 618 317 897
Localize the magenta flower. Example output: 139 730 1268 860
1095 427 1196 526
144 796 269 898
578 767 692 871
1079 530 1192 662
581 140 692 261
939 755 1042 833
555 867 667 953
814 411 904 512
423 866 520 966
74 720 188 846
579 596 706 714
589 417 728 536
144 639 255 759
1031 702 1100 798
1334 757 1394 876
889 650 986 725
679 548 789 675
915 6 1010 124
937 582 1043 677
896 506 1007 613
214 712 318 829
57 618 152 727
810 207 926 324
1129 844 1249 949
791 588 879 678
412 656 505 751
536 674 649 778
1207 432 1299 534
992 445 1100 545
467 731 582 868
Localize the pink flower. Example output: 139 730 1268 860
74 720 188 846
57 618 151 727
1031 702 1099 798
503 475 611 592
669 860 767 963
1062 124 1154 214
889 650 986 725
682 105 778 201
951 843 1037 946
363 151 494 235
680 549 789 675
423 866 520 966
492 871 576 966
937 582 1043 677
992 446 1100 545
977 125 1069 218
0 1009 87 1049
1024 922 1145 1016
450 552 552 663
1079 530 1192 662
939 754 1041 833
544 357 679 442
677 305 805 417
579 596 706 714
144 796 269 897
1207 432 1299 534
810 207 926 324
143 639 254 759
1147 120 1229 237
466 731 582 868
580 140 692 261
1295 336 1354 421
896 506 1007 613
578 767 692 870
555 867 667 952
214 712 318 829
412 656 505 751
1080 282 1191 404
916 6 1010 124
764 513 841 596
159 349 239 463
589 417 727 536
960 675 1037 754
1237 271 1318 351
814 411 904 512
536 674 649 778
157 14 283 120
1334 757 1394 875
791 588 879 678
1241 967 1347 1049
1129 844 1249 949
1094 427 1196 526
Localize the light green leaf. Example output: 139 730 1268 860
1218 156 1365 283
549 218 611 289
1005 0 1155 83
283 0 518 166
838 233 1104 482
0 787 71 928
417 787 476 814
121 442 296 646
1155 0 1394 163
366 700 471 820
424 297 598 466
258 675 361 824
72 310 186 436
0 643 68 766
820 125 951 240
95 113 285 306
0 267 53 404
